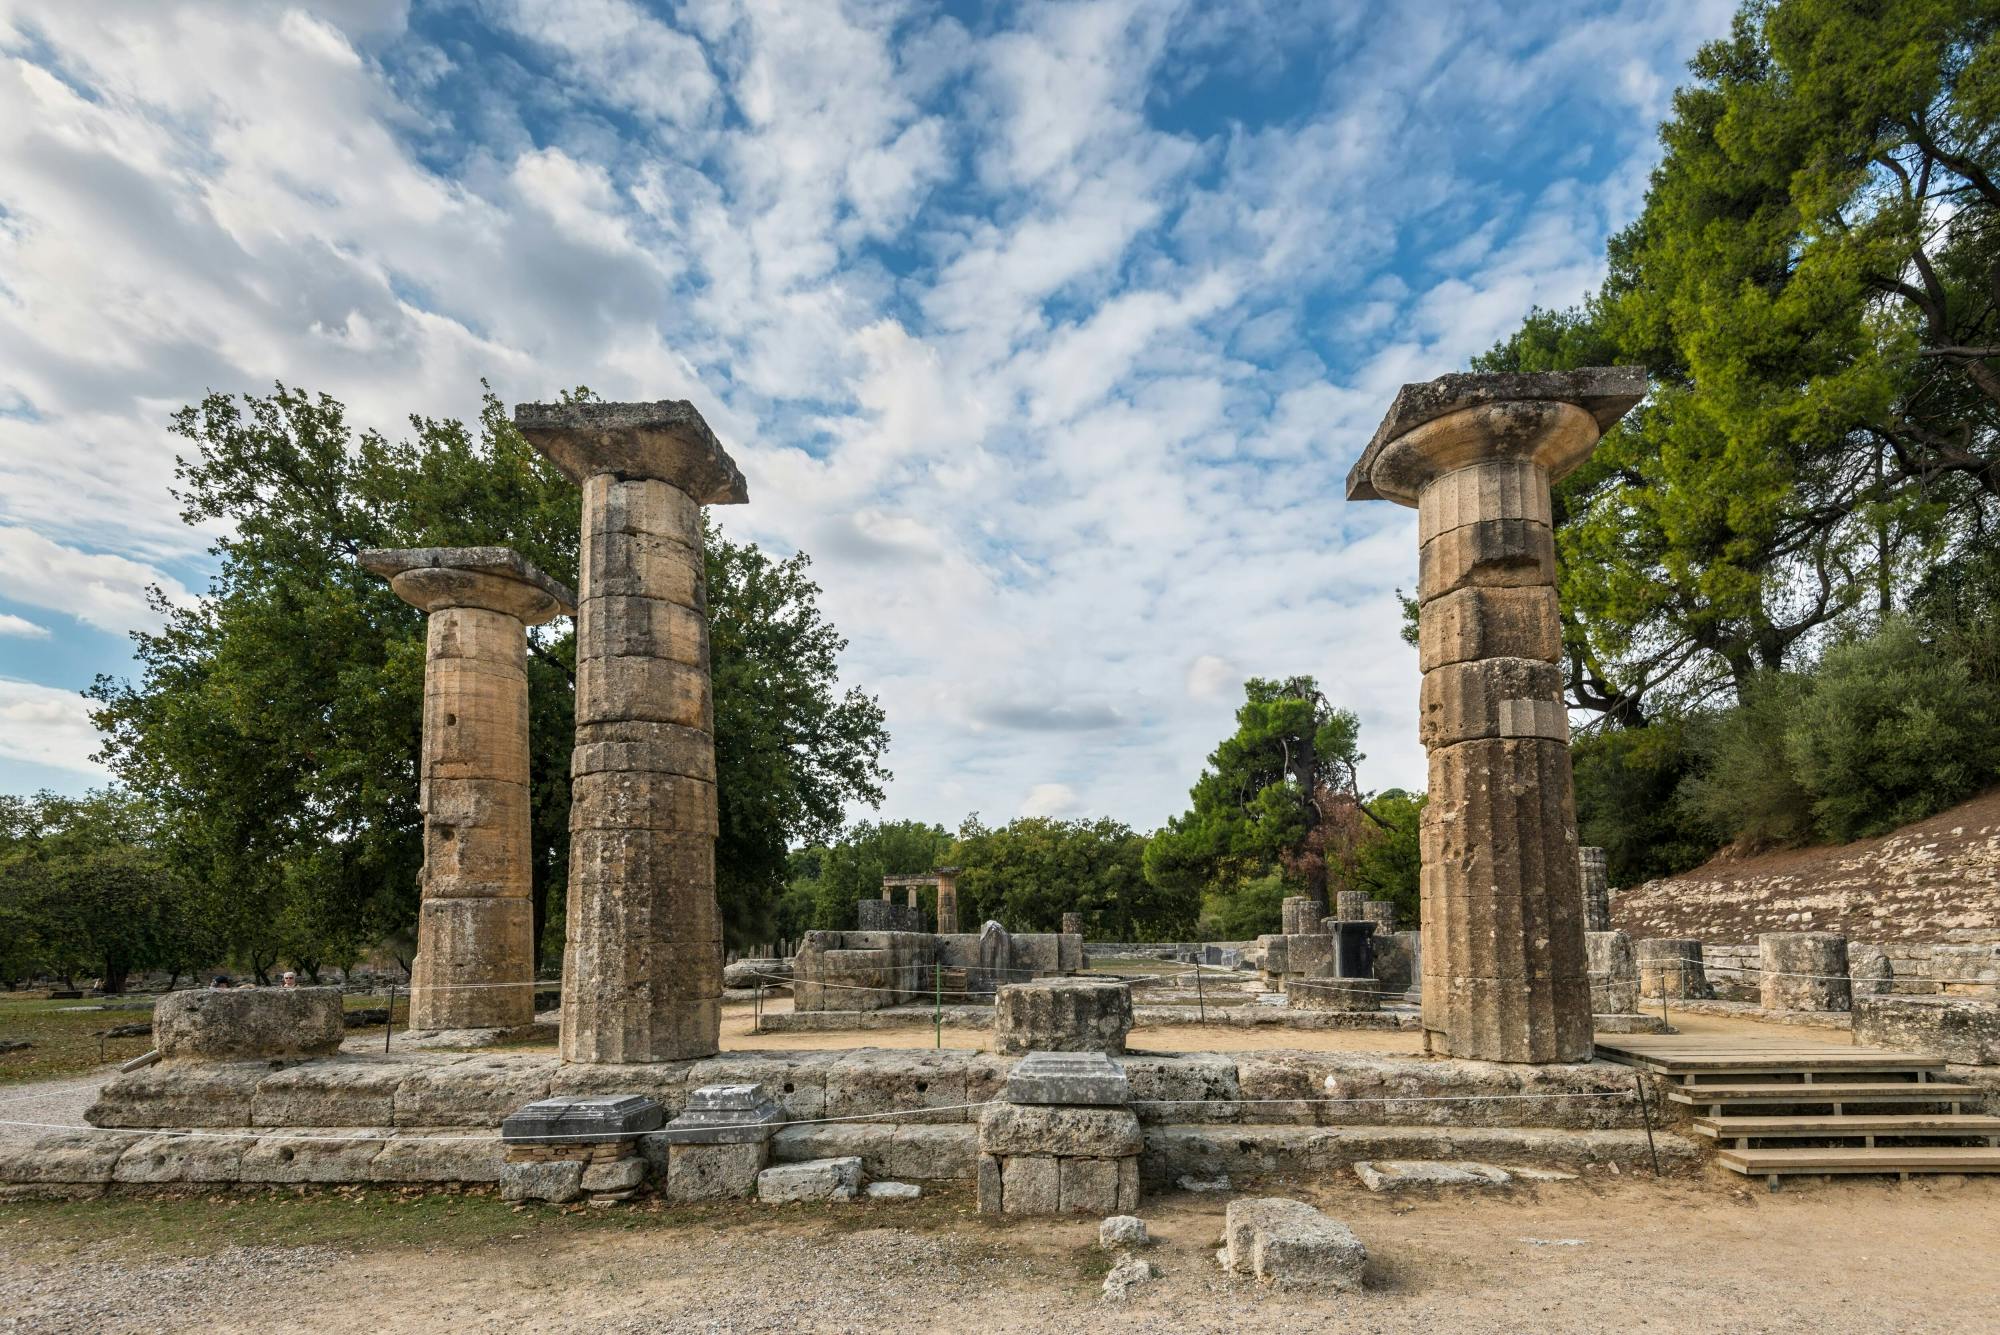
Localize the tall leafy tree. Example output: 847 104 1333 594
1480 0 2000 721
951 816 1186 940
89 383 889 969
1144 676 1383 912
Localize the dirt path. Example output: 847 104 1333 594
3 1173 1995 1333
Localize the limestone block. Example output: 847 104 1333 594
573 654 710 729
1004 1050 1129 1106
238 1133 387 1184
393 1057 552 1127
1849 944 1894 998
824 1049 971 1123
370 1136 504 1184
1362 900 1398 933
865 1181 921 1200
111 1133 244 1185
502 1159 586 1203
999 1154 1060 1214
581 1156 648 1193
1586 931 1639 1015
1011 933 1062 978
1101 1255 1158 1302
1417 585 1560 670
570 720 716 782
581 470 705 541
1852 996 2000 1066
757 1156 862 1203
1221 1197 1367 1291
1100 1215 1150 1249
576 594 709 665
1286 977 1379 1012
578 529 705 607
1058 1156 1123 1215
87 1062 263 1128
1418 657 1567 748
977 1104 1143 1159
1418 516 1555 599
1578 846 1611 933
993 977 1133 1056
569 771 718 836
249 1059 406 1126
1414 457 1554 534
1371 933 1414 995
0 1132 129 1185
977 1153 1003 1213
1260 934 1289 977
1636 939 1711 1001
1280 897 1323 936
154 987 344 1062
1759 932 1851 1012
666 1141 767 1201
1284 933 1335 978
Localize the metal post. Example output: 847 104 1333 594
754 975 763 1035
1633 1070 1662 1178
384 982 396 1053
934 961 943 1050
1193 949 1206 1026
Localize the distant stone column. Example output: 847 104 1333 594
360 547 573 1034
1579 847 1611 933
1347 369 1645 1062
1062 911 1084 937
936 868 961 935
516 400 748 1064
1335 890 1369 921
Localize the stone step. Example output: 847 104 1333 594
1716 1144 2000 1177
1665 1081 1982 1107
1691 1114 2000 1141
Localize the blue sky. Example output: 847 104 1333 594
0 0 1733 828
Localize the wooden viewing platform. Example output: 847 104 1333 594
1596 1032 2000 1186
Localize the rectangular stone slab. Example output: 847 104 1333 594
501 1094 665 1143
1003 1051 1131 1106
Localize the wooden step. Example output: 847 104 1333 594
1667 1081 1982 1107
1692 1114 2000 1140
1717 1144 2000 1177
1597 1036 1945 1076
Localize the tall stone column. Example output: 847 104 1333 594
360 547 574 1034
1347 369 1645 1062
936 868 961 935
515 400 748 1064
1579 846 1611 932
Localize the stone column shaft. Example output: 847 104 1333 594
361 548 572 1034
1349 369 1645 1063
517 400 747 1065
936 869 960 935
1579 846 1611 933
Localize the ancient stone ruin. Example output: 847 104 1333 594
1347 367 1646 1062
360 546 574 1035
514 400 747 1065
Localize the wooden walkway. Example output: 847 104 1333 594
1597 1032 2000 1185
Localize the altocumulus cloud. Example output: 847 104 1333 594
0 0 1734 820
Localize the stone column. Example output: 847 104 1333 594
361 547 573 1034
516 400 748 1064
936 867 961 935
1062 911 1084 937
1579 846 1611 932
1335 890 1369 921
1347 368 1645 1062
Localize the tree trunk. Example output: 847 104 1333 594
101 958 129 995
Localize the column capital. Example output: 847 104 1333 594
1345 367 1646 506
514 399 749 504
359 546 576 625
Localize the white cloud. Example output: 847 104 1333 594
0 613 48 638
0 677 106 774
0 0 1733 823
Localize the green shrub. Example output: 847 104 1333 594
1572 720 1717 885
1681 673 1818 851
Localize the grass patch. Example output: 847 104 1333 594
2 1183 978 1262
0 995 155 1087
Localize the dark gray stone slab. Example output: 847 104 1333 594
356 546 575 612
655 1082 784 1144
1346 367 1647 501
1004 1051 1130 1106
514 400 748 504
500 1094 664 1143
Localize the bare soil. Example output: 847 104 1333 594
2 1170 1994 1333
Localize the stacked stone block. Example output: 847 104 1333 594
1281 896 1325 936
1586 931 1639 1014
977 1053 1141 1216
1348 369 1644 1061
1636 939 1711 1001
994 978 1133 1055
1579 846 1611 933
361 547 572 1033
516 401 747 1065
1759 932 1851 1012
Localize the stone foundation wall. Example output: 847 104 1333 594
1697 940 2000 1001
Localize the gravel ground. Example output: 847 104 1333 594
0 1072 116 1145
0 1245 342 1335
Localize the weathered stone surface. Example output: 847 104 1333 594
1849 943 1895 997
395 1058 551 1127
1760 932 1851 1012
723 958 791 990
1059 1155 1123 1215
1636 939 1711 1000
1371 932 1415 995
1418 516 1556 599
581 1156 647 1193
1004 1050 1130 1106
1221 1197 1367 1291
978 1104 1144 1159
1853 996 2000 1066
773 1123 976 1181
1419 736 1593 1062
515 399 749 504
993 978 1133 1055
154 987 344 1062
1417 585 1561 671
503 1094 665 1143
1100 1215 1150 1249
864 1180 921 1200
1586 931 1639 1014
87 1061 263 1127
1418 657 1567 749
370 1135 504 1183
0 1132 128 1185
824 1049 971 1123
111 1133 244 1185
757 1156 862 1203
1280 896 1323 937
251 1060 406 1126
658 1083 781 1144
1101 1255 1157 1302
502 1159 586 1203
665 1141 767 1200
238 1133 387 1184
1579 846 1611 933
999 1154 1059 1213
1352 1159 1511 1191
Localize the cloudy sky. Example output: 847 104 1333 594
0 0 1731 830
